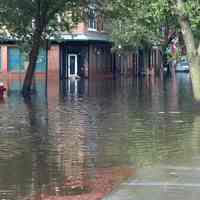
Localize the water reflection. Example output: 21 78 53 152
0 75 199 199
60 79 88 98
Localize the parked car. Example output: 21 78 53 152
175 58 190 73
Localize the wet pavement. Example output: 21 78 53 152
103 165 200 200
0 73 200 200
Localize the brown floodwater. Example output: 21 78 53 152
0 74 199 200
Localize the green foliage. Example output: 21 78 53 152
185 1 200 41
0 0 87 45
105 0 200 50
0 0 89 94
105 0 158 49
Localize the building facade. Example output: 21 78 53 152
0 2 163 80
0 2 113 80
59 31 113 80
114 47 163 77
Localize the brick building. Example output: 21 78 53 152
0 1 113 80
0 2 163 80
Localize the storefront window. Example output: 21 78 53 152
8 47 47 72
8 47 24 72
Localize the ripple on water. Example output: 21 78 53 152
0 77 199 199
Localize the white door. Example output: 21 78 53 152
68 54 78 77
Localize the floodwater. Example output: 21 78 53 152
0 74 199 200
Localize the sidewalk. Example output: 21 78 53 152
103 165 200 200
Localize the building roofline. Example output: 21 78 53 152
54 32 111 43
0 32 112 45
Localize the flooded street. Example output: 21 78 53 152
0 74 200 200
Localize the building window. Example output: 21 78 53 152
35 48 47 72
8 47 24 72
88 8 97 31
8 47 47 72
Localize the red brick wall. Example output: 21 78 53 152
72 22 87 33
48 45 60 77
72 18 106 33
47 45 60 99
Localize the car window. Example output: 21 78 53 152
181 61 188 65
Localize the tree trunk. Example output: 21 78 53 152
198 44 200 56
22 34 41 96
175 0 200 100
176 0 197 59
22 0 45 96
190 57 200 100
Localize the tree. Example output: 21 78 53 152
0 0 86 96
174 0 200 100
105 0 200 100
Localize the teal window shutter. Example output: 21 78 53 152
8 48 24 72
36 48 47 72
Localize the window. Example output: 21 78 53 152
88 8 97 31
8 47 47 72
8 47 24 72
23 48 47 72
35 48 47 72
